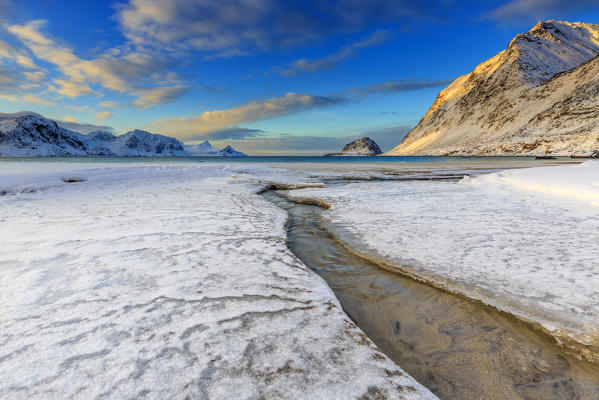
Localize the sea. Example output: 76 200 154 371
0 155 576 164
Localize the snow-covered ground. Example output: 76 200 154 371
291 161 599 361
0 162 434 399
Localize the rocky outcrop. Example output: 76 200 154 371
385 20 599 156
325 137 382 156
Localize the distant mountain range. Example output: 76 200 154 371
0 112 246 157
386 20 599 156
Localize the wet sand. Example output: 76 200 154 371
263 189 599 400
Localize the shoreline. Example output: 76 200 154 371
282 163 599 367
263 188 599 398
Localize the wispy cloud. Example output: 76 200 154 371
274 29 394 77
150 92 345 139
92 111 113 120
201 85 226 92
201 127 265 141
22 94 56 105
56 119 115 134
353 79 452 95
6 19 188 108
150 78 446 140
132 85 190 109
99 101 118 108
23 71 46 82
116 0 444 57
486 0 599 22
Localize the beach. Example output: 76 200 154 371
1 159 597 399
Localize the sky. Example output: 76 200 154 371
1 0 599 155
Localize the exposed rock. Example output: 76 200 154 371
325 137 382 156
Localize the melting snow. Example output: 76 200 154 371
291 161 599 354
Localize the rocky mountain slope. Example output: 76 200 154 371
386 20 599 156
325 137 382 156
0 112 246 157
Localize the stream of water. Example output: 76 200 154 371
262 188 599 400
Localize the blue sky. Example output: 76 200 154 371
1 0 599 154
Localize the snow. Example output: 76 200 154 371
386 20 599 156
93 129 188 157
290 162 599 358
0 162 434 399
0 113 246 157
466 161 599 207
184 140 220 155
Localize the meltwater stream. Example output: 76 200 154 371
262 189 599 400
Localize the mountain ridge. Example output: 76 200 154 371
386 20 599 156
0 112 246 157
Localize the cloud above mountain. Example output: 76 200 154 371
149 78 447 140
487 0 599 22
150 92 345 139
1 0 599 155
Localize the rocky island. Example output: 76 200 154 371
325 137 382 156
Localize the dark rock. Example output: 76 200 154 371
324 137 382 156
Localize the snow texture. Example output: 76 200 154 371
0 162 433 399
291 162 599 357
0 113 246 157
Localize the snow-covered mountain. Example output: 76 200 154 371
184 140 220 155
183 141 246 156
0 112 246 157
216 145 246 157
98 129 188 157
0 113 90 157
386 20 599 156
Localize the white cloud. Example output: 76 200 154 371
115 0 425 57
150 92 344 139
487 0 599 22
93 111 113 120
23 70 46 82
6 19 187 107
22 94 56 105
132 85 189 109
15 54 37 69
275 30 394 77
116 0 272 54
149 77 449 140
0 38 15 58
52 78 94 97
99 101 118 108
